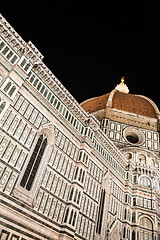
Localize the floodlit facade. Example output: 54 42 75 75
0 14 160 240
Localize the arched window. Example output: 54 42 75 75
74 189 78 202
69 210 74 224
74 167 79 179
132 212 136 223
4 81 11 92
124 208 127 220
96 189 105 235
24 63 30 72
81 170 85 183
77 191 81 204
139 217 153 240
8 86 16 96
140 176 151 188
69 187 74 200
138 154 146 164
132 230 135 240
78 168 82 181
125 194 127 203
151 159 155 167
64 208 69 223
127 228 130 240
0 101 6 113
72 212 77 226
20 134 47 190
128 210 131 222
123 227 126 238
140 217 152 230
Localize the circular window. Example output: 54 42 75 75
125 153 132 160
123 127 145 145
126 133 139 144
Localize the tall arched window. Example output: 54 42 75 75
127 228 130 240
20 134 47 190
123 227 126 238
64 208 69 223
78 169 82 181
96 188 105 235
81 170 85 183
69 187 74 200
74 167 79 179
151 159 155 167
77 192 81 204
124 208 127 220
74 189 78 202
139 217 153 240
132 230 135 240
132 212 136 223
69 210 74 224
72 212 77 226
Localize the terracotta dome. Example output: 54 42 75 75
81 80 159 119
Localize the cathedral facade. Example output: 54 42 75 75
0 14 160 240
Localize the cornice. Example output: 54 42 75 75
0 13 100 129
0 14 43 64
0 14 25 52
0 13 128 172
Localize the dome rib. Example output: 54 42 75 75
81 90 158 119
112 91 157 118
80 92 110 113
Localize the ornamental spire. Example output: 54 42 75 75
115 77 129 93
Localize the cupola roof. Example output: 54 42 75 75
81 78 159 119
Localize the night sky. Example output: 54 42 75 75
1 1 160 108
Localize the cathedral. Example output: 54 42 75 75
0 14 160 240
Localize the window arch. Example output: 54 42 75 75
20 134 47 190
140 217 153 230
139 217 153 240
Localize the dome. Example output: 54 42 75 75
81 79 159 119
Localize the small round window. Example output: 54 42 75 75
126 133 139 144
123 127 145 146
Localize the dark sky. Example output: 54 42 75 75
1 1 160 108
